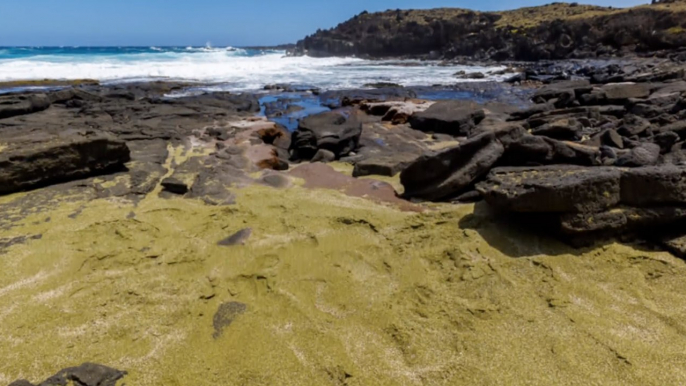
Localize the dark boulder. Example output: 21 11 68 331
401 132 504 201
0 132 130 196
10 363 126 386
290 111 362 160
409 101 485 136
476 165 622 213
0 94 51 120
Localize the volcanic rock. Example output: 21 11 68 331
10 363 126 386
0 132 130 196
620 165 686 206
290 111 362 160
601 83 652 104
476 165 622 213
409 100 485 136
0 94 51 120
401 132 504 201
502 135 601 166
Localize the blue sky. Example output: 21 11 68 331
0 0 648 47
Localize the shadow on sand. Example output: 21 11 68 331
458 201 666 259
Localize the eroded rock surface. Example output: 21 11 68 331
0 132 130 195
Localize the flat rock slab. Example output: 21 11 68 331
477 165 622 213
0 131 130 196
409 100 485 136
0 94 51 120
601 83 652 103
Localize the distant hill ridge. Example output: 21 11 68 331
293 1 686 61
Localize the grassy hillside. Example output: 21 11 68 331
295 1 686 60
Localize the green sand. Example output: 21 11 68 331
1 163 686 385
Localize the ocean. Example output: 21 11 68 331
0 46 506 92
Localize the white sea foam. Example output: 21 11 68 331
0 49 508 91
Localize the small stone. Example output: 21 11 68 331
218 228 252 246
161 177 189 195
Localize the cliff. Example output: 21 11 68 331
294 1 686 61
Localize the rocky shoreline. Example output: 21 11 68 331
3 41 686 384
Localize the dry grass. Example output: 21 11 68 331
495 3 615 29
353 2 686 31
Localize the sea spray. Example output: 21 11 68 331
0 46 507 91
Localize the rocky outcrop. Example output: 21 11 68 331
294 2 686 61
0 132 130 195
477 164 686 246
385 62 686 254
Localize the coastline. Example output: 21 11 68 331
3 1 686 385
